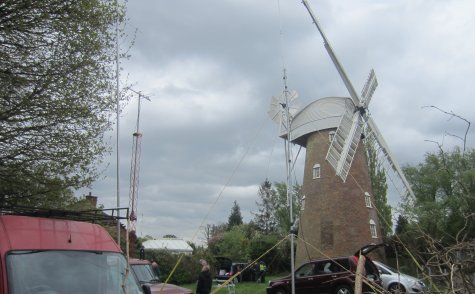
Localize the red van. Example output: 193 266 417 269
0 211 150 294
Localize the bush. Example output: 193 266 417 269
248 234 291 274
144 250 215 285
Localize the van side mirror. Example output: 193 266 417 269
142 284 152 294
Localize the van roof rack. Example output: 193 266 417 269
0 205 129 224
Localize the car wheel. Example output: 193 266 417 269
335 284 353 294
388 283 406 294
274 288 287 294
233 277 239 284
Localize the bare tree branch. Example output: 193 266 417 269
422 105 471 154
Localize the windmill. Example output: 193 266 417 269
275 0 417 265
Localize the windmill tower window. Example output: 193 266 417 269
313 163 321 179
301 195 306 211
364 192 372 208
329 131 336 142
369 219 378 238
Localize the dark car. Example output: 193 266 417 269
129 259 193 294
266 244 384 294
214 257 255 283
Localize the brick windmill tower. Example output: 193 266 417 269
277 1 417 266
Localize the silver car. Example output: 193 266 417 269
374 261 426 293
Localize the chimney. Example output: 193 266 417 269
85 192 98 208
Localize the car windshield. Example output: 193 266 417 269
131 264 160 284
378 262 400 274
6 250 142 294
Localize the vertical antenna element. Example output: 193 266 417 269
115 0 121 245
282 68 296 294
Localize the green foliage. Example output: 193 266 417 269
395 214 409 235
248 233 289 274
403 147 475 243
0 0 129 204
206 181 301 276
145 251 202 285
228 200 243 228
209 224 252 260
274 182 302 235
365 141 392 237
253 179 277 233
253 180 302 235
163 234 178 238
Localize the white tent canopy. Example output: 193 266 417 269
142 238 193 255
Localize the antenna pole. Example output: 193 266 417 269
283 69 296 294
115 0 121 246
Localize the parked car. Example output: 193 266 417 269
266 244 384 294
214 256 255 283
374 261 426 294
129 259 193 294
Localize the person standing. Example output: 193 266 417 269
257 261 267 283
196 259 212 294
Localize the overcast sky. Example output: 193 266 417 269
80 0 475 245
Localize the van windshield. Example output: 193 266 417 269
6 250 142 294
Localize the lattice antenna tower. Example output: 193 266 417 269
128 89 150 233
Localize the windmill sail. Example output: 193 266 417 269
366 117 416 199
302 0 360 107
302 0 385 183
326 105 364 182
361 69 378 106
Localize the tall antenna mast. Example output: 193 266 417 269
128 89 150 234
269 6 300 293
115 0 121 245
282 68 297 294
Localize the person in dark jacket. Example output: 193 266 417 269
196 259 212 294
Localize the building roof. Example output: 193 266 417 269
142 238 193 253
281 96 353 146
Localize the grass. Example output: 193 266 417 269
179 274 283 294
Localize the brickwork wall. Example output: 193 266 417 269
295 129 383 266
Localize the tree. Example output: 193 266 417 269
0 0 128 205
395 214 409 235
228 200 243 228
163 234 177 238
253 179 277 233
207 223 256 260
365 141 392 237
395 147 475 292
274 181 302 235
403 147 475 243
